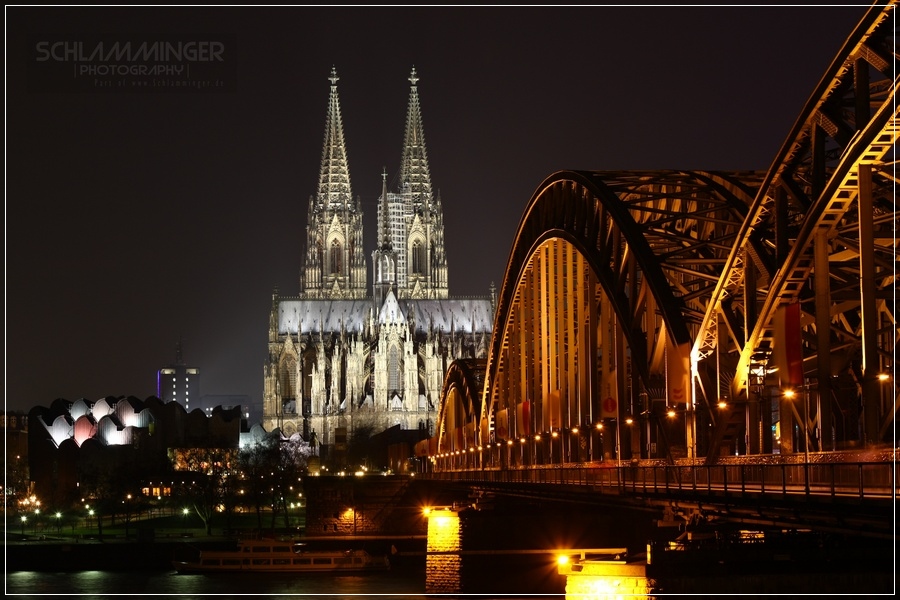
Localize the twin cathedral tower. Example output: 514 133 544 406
262 67 494 457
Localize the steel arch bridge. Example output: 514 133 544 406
424 3 897 469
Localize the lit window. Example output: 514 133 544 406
330 239 343 274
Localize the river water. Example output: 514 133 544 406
6 568 434 599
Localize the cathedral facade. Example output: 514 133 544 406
262 68 494 460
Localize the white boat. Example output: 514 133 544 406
172 538 391 573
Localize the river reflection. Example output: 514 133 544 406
7 569 430 599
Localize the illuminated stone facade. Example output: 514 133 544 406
262 68 493 458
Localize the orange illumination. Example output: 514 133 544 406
717 400 727 409
783 389 796 399
667 410 676 418
551 431 559 438
596 422 603 430
625 418 634 425
557 554 570 566
534 434 542 441
571 427 579 434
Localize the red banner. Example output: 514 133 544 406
774 303 803 386
516 400 531 436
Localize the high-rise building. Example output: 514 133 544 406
157 339 200 411
262 67 494 462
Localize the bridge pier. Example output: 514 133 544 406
421 495 657 595
424 507 462 594
558 556 651 598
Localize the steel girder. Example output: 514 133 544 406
699 2 899 456
477 3 898 463
434 3 897 465
481 170 762 461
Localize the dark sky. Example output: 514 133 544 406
6 5 871 415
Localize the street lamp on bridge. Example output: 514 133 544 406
783 387 810 494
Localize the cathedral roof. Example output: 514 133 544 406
377 291 404 325
277 297 493 335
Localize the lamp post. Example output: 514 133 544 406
124 494 132 540
783 388 810 494
55 512 62 536
182 507 190 533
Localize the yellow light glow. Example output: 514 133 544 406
571 427 579 434
667 410 676 418
625 418 633 425
717 400 727 409
551 431 559 438
557 554 570 566
423 507 431 516
783 389 796 399
596 422 603 430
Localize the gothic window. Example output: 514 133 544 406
280 356 297 399
411 240 425 275
388 345 400 393
330 239 343 274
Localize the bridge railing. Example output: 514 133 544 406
425 459 897 501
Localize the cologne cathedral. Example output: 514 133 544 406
262 68 494 459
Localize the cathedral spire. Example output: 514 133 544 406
317 66 353 211
373 166 397 306
301 66 367 299
398 66 433 213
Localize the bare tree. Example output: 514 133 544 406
172 447 237 535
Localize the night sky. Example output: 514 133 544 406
6 5 871 416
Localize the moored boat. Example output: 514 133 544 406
172 538 391 573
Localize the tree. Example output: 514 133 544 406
238 433 280 530
172 446 237 535
238 431 312 532
271 434 311 530
5 454 29 512
347 424 376 470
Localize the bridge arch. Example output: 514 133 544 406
479 170 758 465
434 359 486 466
427 2 897 471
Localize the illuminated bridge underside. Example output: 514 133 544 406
433 3 898 465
